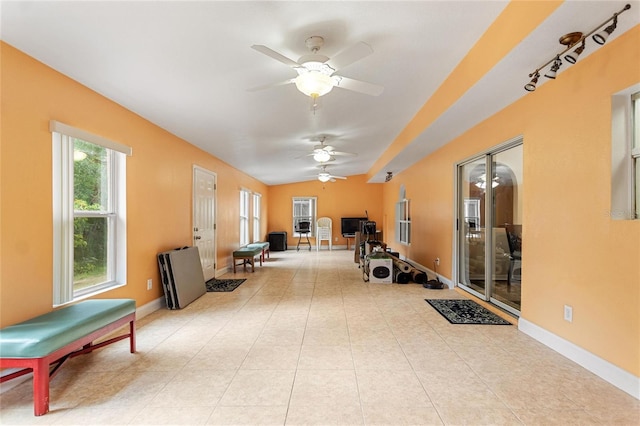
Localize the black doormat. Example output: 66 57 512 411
425 299 512 325
205 278 246 292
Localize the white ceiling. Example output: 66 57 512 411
1 1 638 185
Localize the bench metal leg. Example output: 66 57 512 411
33 359 49 416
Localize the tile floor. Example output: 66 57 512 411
1 250 638 425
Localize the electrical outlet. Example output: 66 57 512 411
147 279 153 290
564 305 573 322
335 237 338 242
435 258 440 266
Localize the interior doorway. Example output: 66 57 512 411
456 140 523 315
193 166 217 281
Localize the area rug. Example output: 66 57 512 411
205 278 246 292
425 299 512 325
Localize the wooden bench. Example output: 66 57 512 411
0 299 136 416
232 246 263 272
247 241 270 262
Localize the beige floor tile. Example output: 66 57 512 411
351 343 412 370
356 369 433 408
240 344 301 370
218 369 295 406
129 405 214 425
297 344 354 370
361 404 444 425
290 369 360 407
285 403 364 425
436 406 523 425
206 405 288 425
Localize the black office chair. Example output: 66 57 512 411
504 224 522 287
295 220 311 251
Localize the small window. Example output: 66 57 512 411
395 198 411 245
252 193 262 243
632 92 639 218
52 121 130 306
293 197 316 237
240 189 250 246
611 86 640 220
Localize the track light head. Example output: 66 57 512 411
564 39 585 64
544 56 562 79
593 16 618 45
524 72 539 92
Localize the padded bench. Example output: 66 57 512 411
0 299 136 416
246 241 270 262
233 246 263 272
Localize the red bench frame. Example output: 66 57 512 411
0 312 136 416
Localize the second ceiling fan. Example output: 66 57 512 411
250 36 384 99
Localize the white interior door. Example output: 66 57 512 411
193 166 216 281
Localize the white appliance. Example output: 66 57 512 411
368 257 393 283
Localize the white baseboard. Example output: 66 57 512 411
519 317 640 400
136 296 165 319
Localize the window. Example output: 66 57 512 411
252 193 261 243
240 189 250 246
633 92 640 219
51 121 130 306
611 85 640 220
292 197 316 236
395 198 411 245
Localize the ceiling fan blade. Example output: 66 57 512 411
330 175 347 180
325 41 373 72
251 45 301 68
334 76 384 96
247 78 295 92
330 151 357 157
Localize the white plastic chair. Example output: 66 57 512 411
316 217 332 251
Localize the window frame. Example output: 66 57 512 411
51 121 130 306
252 192 262 243
239 189 250 246
632 92 639 219
610 85 640 220
395 198 411 245
292 197 317 237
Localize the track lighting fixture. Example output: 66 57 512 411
385 171 393 182
524 4 631 92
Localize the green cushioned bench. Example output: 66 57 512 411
0 299 136 416
246 241 270 262
232 246 263 272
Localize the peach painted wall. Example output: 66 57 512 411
0 42 268 326
383 27 640 376
267 174 382 248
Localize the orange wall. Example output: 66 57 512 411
267 174 383 248
0 42 268 326
383 27 640 376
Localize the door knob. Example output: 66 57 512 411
194 236 202 240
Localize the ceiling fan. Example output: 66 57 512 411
317 165 347 183
297 136 357 163
250 36 384 100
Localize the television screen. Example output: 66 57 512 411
341 217 367 236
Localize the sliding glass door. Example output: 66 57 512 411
457 141 523 314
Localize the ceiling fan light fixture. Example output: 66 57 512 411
318 173 331 182
294 72 334 97
313 149 332 162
